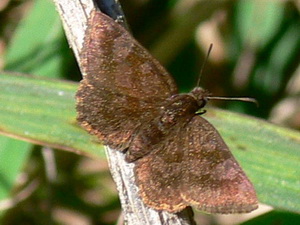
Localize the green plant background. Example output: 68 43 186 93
0 0 299 224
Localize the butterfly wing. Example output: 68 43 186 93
134 115 258 213
180 116 258 213
76 11 178 150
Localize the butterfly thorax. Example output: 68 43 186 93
159 87 211 125
126 89 210 162
160 94 199 125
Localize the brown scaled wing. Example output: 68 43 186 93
134 115 258 213
76 11 178 150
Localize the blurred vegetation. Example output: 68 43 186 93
0 0 299 224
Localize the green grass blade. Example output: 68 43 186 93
0 0 73 208
4 0 65 77
0 72 104 158
0 72 300 213
0 139 31 200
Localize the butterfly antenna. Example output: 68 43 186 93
196 44 258 106
207 96 259 106
196 43 213 87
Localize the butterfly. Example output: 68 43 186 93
76 10 258 214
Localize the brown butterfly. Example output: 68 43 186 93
76 10 258 214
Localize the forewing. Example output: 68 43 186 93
180 116 258 214
76 10 178 149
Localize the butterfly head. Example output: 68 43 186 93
190 87 212 109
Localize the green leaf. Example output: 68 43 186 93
0 72 104 158
241 210 300 225
4 0 65 77
0 138 31 200
0 0 70 208
235 0 284 49
0 72 299 213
